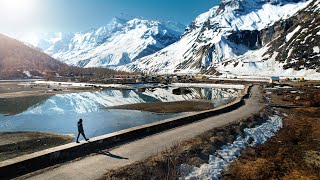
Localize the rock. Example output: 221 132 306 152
295 96 301 101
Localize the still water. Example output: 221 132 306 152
0 86 240 139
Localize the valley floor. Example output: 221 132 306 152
21 85 263 180
4 81 320 179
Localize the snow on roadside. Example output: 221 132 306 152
179 115 283 180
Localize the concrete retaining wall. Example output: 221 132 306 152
0 85 252 178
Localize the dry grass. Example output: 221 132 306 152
222 86 320 179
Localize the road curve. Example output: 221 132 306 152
25 85 264 180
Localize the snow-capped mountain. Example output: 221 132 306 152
118 0 320 79
11 18 185 68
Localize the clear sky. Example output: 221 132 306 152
0 0 219 33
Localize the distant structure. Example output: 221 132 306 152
269 76 280 84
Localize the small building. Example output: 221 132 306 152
269 76 280 84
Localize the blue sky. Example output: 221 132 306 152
0 0 219 33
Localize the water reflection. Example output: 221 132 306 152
0 87 240 139
0 110 177 139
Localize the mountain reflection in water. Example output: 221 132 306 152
0 87 240 139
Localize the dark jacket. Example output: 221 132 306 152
77 121 84 132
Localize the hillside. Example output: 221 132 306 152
0 34 69 79
215 0 320 79
0 34 127 79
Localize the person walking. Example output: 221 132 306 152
76 118 89 143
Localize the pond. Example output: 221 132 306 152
0 85 241 139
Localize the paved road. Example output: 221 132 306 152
25 85 264 180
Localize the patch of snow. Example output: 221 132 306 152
287 48 294 57
313 46 320 53
23 71 32 77
179 115 283 179
286 26 301 42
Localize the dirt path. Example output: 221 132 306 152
24 85 264 180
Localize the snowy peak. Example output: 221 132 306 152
8 17 185 69
117 0 317 78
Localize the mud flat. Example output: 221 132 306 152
0 132 74 162
107 100 224 114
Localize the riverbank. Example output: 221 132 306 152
0 132 74 162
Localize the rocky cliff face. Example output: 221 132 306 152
215 0 320 78
264 0 320 71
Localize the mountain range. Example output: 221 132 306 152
117 0 319 79
11 18 185 68
6 0 320 79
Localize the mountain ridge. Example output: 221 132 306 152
10 17 186 69
117 0 319 79
0 33 70 79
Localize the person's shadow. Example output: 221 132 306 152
98 151 129 160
